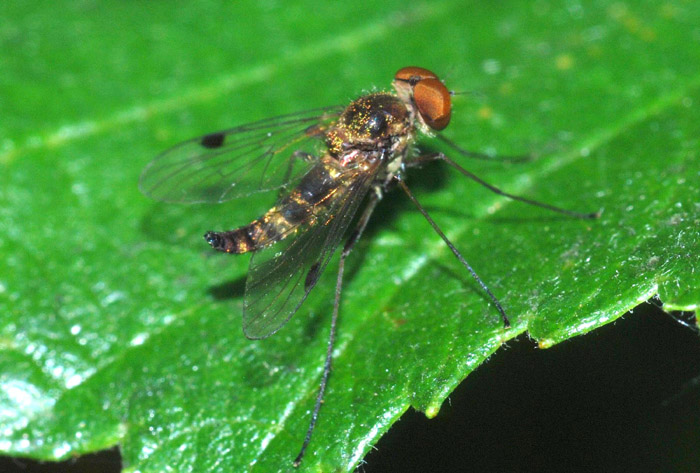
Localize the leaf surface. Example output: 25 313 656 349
1 1 698 471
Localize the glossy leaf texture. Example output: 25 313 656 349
1 1 698 472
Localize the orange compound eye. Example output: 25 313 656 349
413 78 451 131
394 66 439 84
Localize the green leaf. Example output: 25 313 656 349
1 0 698 472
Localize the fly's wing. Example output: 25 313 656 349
139 106 343 204
241 160 381 339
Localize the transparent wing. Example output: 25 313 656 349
139 106 343 204
241 160 382 339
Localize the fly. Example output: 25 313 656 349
139 66 599 466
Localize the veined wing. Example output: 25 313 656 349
242 158 382 339
139 106 343 204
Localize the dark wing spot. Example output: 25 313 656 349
305 262 320 291
201 132 225 149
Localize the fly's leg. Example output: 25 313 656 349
436 134 533 163
397 150 600 327
406 152 600 219
396 177 511 328
293 190 381 467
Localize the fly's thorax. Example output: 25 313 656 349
325 92 413 161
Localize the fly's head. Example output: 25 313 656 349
393 66 452 135
326 93 411 162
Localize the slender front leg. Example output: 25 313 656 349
293 190 381 467
406 152 600 219
436 134 533 163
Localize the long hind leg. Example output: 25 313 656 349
293 190 381 467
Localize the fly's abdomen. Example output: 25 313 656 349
205 156 345 254
204 198 309 254
204 224 273 254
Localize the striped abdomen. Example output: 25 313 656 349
205 156 346 254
